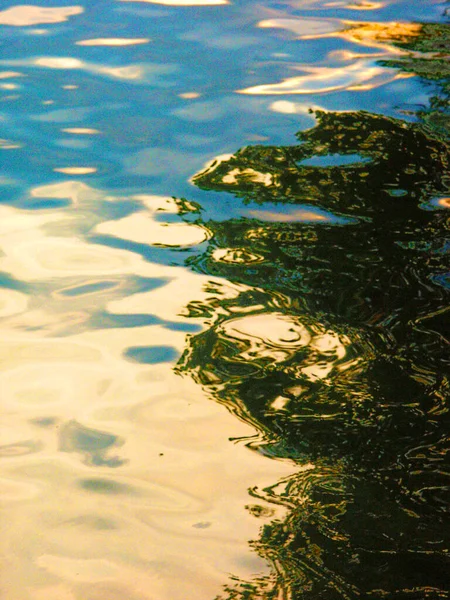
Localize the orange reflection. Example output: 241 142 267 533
0 5 83 26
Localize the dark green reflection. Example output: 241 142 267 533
176 26 450 599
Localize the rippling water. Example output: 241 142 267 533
0 1 449 599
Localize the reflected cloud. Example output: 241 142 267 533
0 71 24 78
95 195 211 248
1 57 174 84
0 5 83 26
35 57 84 69
270 100 325 115
258 17 341 38
53 167 97 175
76 38 150 46
31 180 101 206
179 91 201 99
34 57 145 80
239 60 411 95
61 128 101 135
0 138 22 149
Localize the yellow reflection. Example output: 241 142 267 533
0 5 83 26
61 128 100 135
76 38 150 46
53 167 97 175
239 60 406 95
212 248 264 264
222 168 274 186
95 195 211 247
437 197 450 209
342 21 422 50
218 312 352 382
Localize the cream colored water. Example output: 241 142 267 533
0 185 295 600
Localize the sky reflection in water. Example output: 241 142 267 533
0 1 449 599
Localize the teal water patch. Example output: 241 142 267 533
124 345 180 365
299 153 371 168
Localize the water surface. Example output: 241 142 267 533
0 1 449 599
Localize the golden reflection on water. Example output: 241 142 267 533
0 181 297 599
241 16 421 96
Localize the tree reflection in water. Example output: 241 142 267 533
176 84 450 597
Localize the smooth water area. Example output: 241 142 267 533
0 1 449 599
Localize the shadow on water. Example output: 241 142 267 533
176 21 450 600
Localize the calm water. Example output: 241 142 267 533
0 1 449 599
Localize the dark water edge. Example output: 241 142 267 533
177 22 450 600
